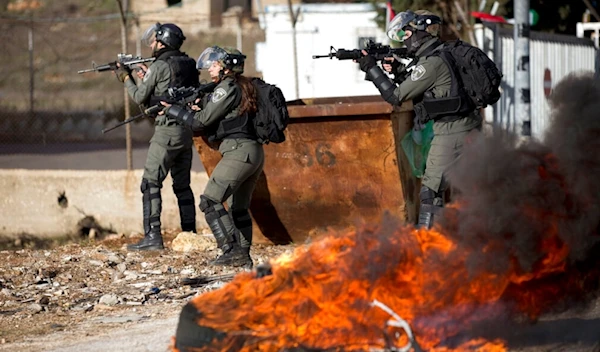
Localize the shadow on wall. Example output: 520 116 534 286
250 171 294 245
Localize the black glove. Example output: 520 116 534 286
115 65 132 83
358 55 377 73
391 59 402 74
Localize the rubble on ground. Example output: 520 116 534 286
0 229 296 345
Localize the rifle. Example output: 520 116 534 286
102 82 217 134
312 40 409 61
77 53 155 74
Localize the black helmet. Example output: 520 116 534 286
141 22 186 50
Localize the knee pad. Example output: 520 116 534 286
419 186 437 205
141 178 160 193
199 195 218 213
199 195 227 222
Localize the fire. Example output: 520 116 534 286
171 73 600 351
171 211 586 352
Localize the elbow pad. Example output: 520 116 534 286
367 66 400 106
165 104 204 131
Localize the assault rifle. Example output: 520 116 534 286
312 40 409 61
77 53 155 74
102 82 217 134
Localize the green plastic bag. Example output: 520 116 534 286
400 121 434 178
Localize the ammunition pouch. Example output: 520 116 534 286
422 93 473 122
414 90 474 125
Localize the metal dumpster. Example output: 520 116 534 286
193 95 418 245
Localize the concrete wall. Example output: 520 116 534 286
0 169 209 239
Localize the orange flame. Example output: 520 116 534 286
171 212 582 352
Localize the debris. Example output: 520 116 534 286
0 229 295 346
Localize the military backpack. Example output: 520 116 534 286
436 40 503 109
251 78 289 144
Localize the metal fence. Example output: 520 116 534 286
476 24 597 140
0 11 263 169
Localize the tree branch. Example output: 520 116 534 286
582 0 600 22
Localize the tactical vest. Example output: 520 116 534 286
207 80 256 142
148 50 199 106
213 112 256 141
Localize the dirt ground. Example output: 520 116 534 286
2 230 600 352
0 229 296 351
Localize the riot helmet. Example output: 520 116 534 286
196 46 246 74
141 22 186 50
386 10 442 42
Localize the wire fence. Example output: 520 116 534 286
0 8 264 169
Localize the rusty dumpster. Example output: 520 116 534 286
192 95 419 245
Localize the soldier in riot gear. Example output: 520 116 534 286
357 10 482 229
115 22 199 251
163 46 263 268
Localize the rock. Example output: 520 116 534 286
98 294 119 306
171 232 215 252
27 303 43 313
88 260 104 267
107 254 123 265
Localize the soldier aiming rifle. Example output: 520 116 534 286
313 39 414 83
313 39 409 61
77 53 155 74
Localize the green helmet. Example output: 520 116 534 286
221 47 246 73
196 46 246 73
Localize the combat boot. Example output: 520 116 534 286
211 245 253 268
417 207 435 229
416 185 444 229
127 227 164 251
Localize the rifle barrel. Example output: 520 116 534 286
102 114 144 134
312 54 333 59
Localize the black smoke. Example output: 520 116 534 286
442 72 600 278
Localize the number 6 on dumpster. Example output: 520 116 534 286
294 143 336 168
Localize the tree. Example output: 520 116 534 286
368 0 511 43
525 1 592 34
367 0 597 41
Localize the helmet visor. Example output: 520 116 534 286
196 46 227 70
386 11 417 42
141 23 161 47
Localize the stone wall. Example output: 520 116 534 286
0 169 209 238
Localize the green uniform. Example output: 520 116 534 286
392 38 481 195
124 52 197 235
191 76 264 258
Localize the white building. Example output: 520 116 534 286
256 3 388 100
